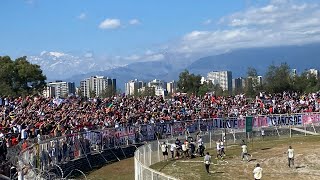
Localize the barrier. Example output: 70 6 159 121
16 112 320 179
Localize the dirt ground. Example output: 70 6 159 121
86 158 134 180
151 135 320 180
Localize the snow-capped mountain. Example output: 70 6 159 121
28 51 124 81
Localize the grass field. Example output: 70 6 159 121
150 135 320 180
86 158 134 180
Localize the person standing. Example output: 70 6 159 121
170 143 176 159
261 129 265 140
220 139 226 157
203 152 212 174
161 142 168 161
216 140 222 159
287 146 294 168
253 163 263 180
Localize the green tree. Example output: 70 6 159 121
264 63 293 93
0 56 46 96
89 90 96 98
198 81 214 96
100 86 116 98
177 70 202 95
293 71 320 93
244 67 260 97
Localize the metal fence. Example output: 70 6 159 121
16 112 320 179
133 122 320 180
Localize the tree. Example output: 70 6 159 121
177 70 202 95
100 86 116 98
89 90 96 98
0 56 46 96
264 63 293 93
198 81 214 97
134 87 155 97
293 71 320 93
244 67 261 97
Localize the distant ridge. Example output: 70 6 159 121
66 43 320 90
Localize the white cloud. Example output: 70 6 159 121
129 19 140 25
203 19 212 25
124 54 140 61
99 18 121 29
78 13 86 20
167 0 320 56
146 53 165 61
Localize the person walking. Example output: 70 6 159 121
203 152 212 174
253 163 263 180
287 146 294 168
241 143 252 162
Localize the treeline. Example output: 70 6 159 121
177 63 320 97
0 56 46 96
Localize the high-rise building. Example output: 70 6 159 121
166 80 177 94
43 86 56 98
207 71 232 92
80 76 116 97
147 79 167 96
125 79 145 95
232 77 246 93
45 81 75 98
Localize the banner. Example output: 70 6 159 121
246 117 253 133
267 114 303 126
302 114 320 124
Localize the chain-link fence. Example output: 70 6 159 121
134 123 320 180
16 112 320 179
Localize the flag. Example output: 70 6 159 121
246 117 253 133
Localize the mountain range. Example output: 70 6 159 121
28 43 320 91
28 51 124 80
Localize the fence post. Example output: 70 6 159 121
157 141 160 162
290 125 292 138
144 145 146 165
149 144 152 166
209 131 212 149
151 171 154 180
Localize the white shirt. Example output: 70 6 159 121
253 167 262 179
204 155 211 164
220 142 224 148
161 144 168 152
288 149 294 158
170 144 176 151
182 144 187 151
216 142 221 150
242 145 247 153
21 129 28 139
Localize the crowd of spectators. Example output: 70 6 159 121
0 91 320 150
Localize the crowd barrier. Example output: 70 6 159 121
17 112 320 179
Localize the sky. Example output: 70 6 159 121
1 0 320 64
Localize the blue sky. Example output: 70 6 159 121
1 0 320 62
1 0 261 57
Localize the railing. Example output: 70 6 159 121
17 112 320 179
